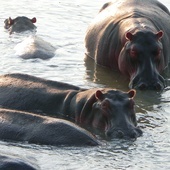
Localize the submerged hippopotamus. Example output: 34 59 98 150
4 16 56 60
0 108 98 146
0 73 142 139
4 16 37 34
85 0 170 90
14 36 56 60
0 154 37 170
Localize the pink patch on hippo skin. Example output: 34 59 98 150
127 89 136 99
156 30 163 40
126 32 134 41
130 47 138 60
31 17 36 23
95 90 104 100
8 17 14 25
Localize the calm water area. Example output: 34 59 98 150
0 0 170 169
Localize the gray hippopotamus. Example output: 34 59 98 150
4 16 37 34
0 73 142 139
4 16 56 60
85 0 170 90
14 35 56 60
0 154 37 170
0 108 98 146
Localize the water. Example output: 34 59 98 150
0 0 170 169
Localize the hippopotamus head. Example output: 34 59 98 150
118 30 165 90
79 89 142 139
4 16 37 34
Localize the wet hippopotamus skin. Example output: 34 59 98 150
0 73 142 139
14 36 56 60
0 154 37 170
0 108 98 146
85 0 170 90
4 16 37 34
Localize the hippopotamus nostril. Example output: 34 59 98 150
137 83 147 90
153 82 163 91
116 130 124 138
129 131 138 139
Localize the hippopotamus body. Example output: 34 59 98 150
14 36 56 60
0 73 142 139
4 16 37 34
4 16 56 59
0 155 37 170
85 0 170 90
0 108 98 146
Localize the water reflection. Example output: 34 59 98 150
84 55 129 90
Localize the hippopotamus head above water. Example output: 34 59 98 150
85 0 170 90
4 16 37 34
118 30 165 90
77 88 142 139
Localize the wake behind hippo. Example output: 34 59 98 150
0 73 142 139
85 0 170 90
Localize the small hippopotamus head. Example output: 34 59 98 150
118 30 165 90
4 16 37 34
80 89 142 139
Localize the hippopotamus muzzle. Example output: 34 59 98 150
106 126 142 139
129 67 166 91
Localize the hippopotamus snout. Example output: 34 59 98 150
129 73 165 90
106 126 142 139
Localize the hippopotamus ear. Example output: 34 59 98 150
95 90 104 100
8 17 14 25
156 30 163 40
31 17 36 23
125 32 134 41
127 89 136 99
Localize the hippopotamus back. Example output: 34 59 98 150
0 108 99 146
0 154 37 170
14 36 56 60
85 0 170 90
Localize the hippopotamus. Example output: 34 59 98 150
85 0 170 90
0 108 98 146
4 16 37 34
0 154 37 170
4 16 56 60
0 73 142 139
14 35 56 60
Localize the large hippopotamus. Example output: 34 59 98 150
0 73 142 139
4 16 37 34
85 0 170 90
4 16 56 60
0 108 98 146
0 154 37 170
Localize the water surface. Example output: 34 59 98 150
0 0 170 169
